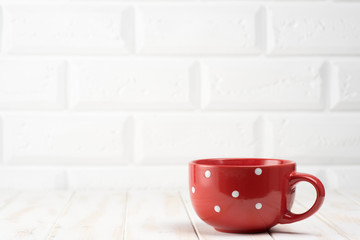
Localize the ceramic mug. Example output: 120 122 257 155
189 158 325 233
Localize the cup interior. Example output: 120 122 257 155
191 158 294 167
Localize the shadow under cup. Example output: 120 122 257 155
189 158 325 233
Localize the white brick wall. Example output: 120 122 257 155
135 114 259 164
202 59 325 110
0 1 359 188
266 115 360 164
268 4 360 55
4 5 134 54
3 114 131 165
331 61 360 110
136 4 262 55
69 59 198 110
0 59 66 109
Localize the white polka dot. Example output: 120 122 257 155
255 203 262 209
214 205 221 213
255 168 262 175
192 187 195 194
205 170 211 178
232 190 239 198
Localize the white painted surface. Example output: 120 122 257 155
136 114 258 164
66 166 188 190
331 61 360 110
0 189 357 239
125 191 195 240
0 1 358 175
47 191 126 240
202 60 324 110
270 201 349 240
268 4 360 55
0 167 66 190
4 5 133 54
0 165 356 190
0 60 66 109
181 191 273 240
296 189 360 240
266 115 360 164
0 191 70 240
3 115 131 165
69 59 197 110
136 4 261 54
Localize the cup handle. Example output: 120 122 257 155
279 171 325 224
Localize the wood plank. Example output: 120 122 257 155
125 191 197 240
270 201 348 240
295 187 360 240
339 188 360 206
0 191 19 211
0 191 71 240
180 191 272 240
47 191 126 240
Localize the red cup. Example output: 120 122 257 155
189 158 325 233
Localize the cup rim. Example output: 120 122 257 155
190 158 295 168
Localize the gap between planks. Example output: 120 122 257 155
180 191 273 240
294 188 360 240
46 190 197 240
46 191 127 240
0 190 358 240
181 188 359 240
122 192 128 240
125 190 197 240
45 191 75 240
179 191 201 240
0 191 72 240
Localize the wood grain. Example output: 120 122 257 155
270 201 348 240
296 189 360 240
0 191 19 212
125 191 197 240
47 191 126 240
339 189 360 206
297 190 360 240
0 189 357 240
180 191 273 240
0 191 71 240
182 189 350 240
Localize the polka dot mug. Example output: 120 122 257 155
189 158 325 233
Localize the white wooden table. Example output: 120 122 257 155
0 189 358 240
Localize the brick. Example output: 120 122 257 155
0 167 66 190
4 5 133 54
0 7 2 50
69 59 199 109
67 166 187 190
3 115 131 165
267 115 360 164
268 4 360 55
137 4 262 55
202 60 325 110
136 114 259 164
331 61 360 110
0 117 2 162
0 59 65 109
